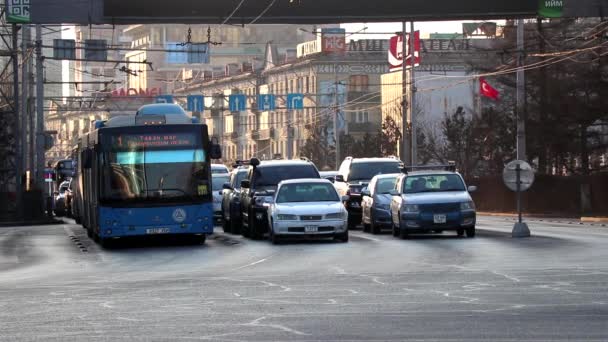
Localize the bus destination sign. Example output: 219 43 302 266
113 133 197 149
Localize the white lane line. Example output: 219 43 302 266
351 232 381 242
100 301 114 309
233 293 241 297
244 316 310 336
491 270 521 283
234 258 267 270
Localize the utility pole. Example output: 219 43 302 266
13 23 22 218
516 19 527 161
334 64 340 168
400 21 410 165
21 25 29 176
35 25 46 209
409 21 417 166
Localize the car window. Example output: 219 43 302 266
233 171 247 188
403 174 465 194
276 183 339 203
212 175 230 191
376 177 398 194
348 162 401 182
253 165 318 187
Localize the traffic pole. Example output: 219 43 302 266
512 163 530 237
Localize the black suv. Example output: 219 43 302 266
239 158 321 239
334 157 403 228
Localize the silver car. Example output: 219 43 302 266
390 170 477 239
212 173 230 224
267 179 349 244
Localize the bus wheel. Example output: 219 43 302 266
192 234 206 244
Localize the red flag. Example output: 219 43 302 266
479 77 499 100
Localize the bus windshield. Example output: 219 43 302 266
100 130 210 204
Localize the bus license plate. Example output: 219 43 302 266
433 214 447 224
146 228 170 234
305 226 318 232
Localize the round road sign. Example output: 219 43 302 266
502 160 535 192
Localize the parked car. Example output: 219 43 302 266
334 157 403 229
54 180 72 217
220 166 249 234
240 158 321 240
319 171 338 183
361 173 400 234
267 179 349 244
211 164 230 174
390 165 477 239
212 173 231 225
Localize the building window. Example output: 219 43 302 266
349 75 369 92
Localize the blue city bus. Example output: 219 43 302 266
74 104 221 246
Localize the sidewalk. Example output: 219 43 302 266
479 212 608 225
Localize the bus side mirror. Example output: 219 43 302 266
82 150 93 169
210 143 222 160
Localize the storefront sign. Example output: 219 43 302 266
111 87 162 97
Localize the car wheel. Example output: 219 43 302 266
370 215 380 235
457 228 465 237
230 214 241 235
222 216 231 234
466 226 476 238
398 217 408 239
363 222 370 233
249 212 262 240
269 225 281 245
241 214 250 238
347 216 358 230
335 231 349 243
86 226 93 238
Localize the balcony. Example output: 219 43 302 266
257 128 274 141
348 122 380 134
251 130 259 140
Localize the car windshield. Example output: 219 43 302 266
212 166 229 174
348 162 401 182
403 174 465 194
212 174 230 191
276 183 339 203
253 165 318 187
234 171 248 188
376 177 398 194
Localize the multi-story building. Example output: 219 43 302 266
175 34 390 165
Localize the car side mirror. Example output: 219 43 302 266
389 190 400 196
467 185 477 193
241 180 250 189
218 190 223 195
209 143 222 160
335 175 345 182
361 189 371 197
325 176 335 183
341 195 350 202
222 182 233 190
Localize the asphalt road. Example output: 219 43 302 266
1 217 607 341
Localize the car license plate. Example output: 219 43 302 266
305 226 318 232
146 228 170 234
433 214 447 224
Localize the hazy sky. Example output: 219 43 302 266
341 20 496 40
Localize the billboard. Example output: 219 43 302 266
321 28 346 55
388 31 421 71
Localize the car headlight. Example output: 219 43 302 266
403 204 419 213
276 214 298 221
460 201 475 210
325 212 345 220
375 203 390 210
254 196 273 206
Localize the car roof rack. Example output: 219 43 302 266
402 162 456 174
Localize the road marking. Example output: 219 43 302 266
491 270 520 283
234 258 267 270
351 232 381 242
244 316 310 336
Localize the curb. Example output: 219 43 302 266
479 213 608 227
581 217 608 223
0 219 63 227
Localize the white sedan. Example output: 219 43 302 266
267 179 349 244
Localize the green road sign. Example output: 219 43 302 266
7 0 30 23
539 0 564 18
